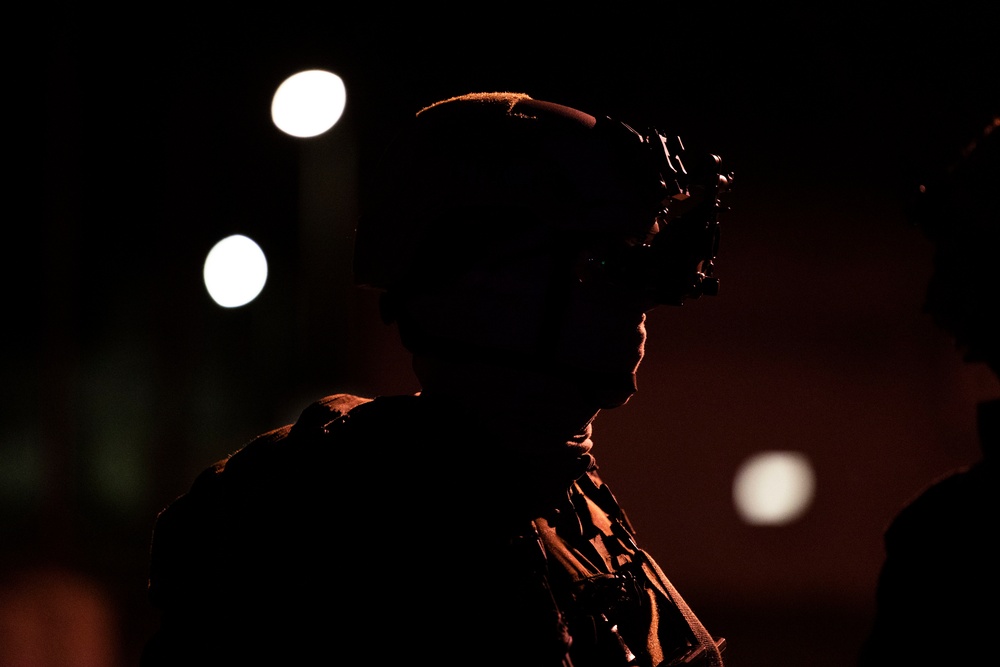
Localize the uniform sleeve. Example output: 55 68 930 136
141 393 372 665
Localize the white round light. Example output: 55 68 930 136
203 234 268 308
733 450 816 526
270 69 347 138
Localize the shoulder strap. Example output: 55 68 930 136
573 470 726 667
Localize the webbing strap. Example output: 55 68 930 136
576 473 725 666
637 554 725 666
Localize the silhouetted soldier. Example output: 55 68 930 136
141 92 733 666
860 115 999 667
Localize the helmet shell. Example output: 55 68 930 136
352 92 668 293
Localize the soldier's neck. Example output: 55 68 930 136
411 353 602 443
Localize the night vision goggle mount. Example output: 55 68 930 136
587 119 734 307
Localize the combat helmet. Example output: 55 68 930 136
352 92 733 317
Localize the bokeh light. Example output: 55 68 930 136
733 450 816 526
270 69 347 138
202 234 269 308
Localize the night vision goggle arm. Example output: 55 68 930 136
605 122 734 306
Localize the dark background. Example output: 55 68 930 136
4 8 997 666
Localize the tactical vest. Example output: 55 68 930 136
142 393 725 666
